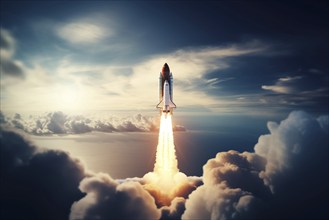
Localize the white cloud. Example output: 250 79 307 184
261 85 292 94
56 18 113 44
262 75 302 94
70 173 161 220
278 76 302 82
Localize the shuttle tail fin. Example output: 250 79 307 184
156 99 163 109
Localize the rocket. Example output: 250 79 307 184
156 63 176 114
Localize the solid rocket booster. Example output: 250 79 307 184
156 63 176 114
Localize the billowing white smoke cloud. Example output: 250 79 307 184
183 111 328 220
70 173 161 220
160 197 186 220
255 111 328 193
182 151 269 220
1 111 186 134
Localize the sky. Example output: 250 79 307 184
1 1 329 220
1 1 328 115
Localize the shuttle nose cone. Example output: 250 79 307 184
161 63 170 78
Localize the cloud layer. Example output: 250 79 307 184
1 111 186 135
1 111 328 219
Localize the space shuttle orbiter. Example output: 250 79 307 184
156 63 176 114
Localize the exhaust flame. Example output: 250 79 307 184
154 114 178 175
144 114 188 200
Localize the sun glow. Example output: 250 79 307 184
54 84 82 110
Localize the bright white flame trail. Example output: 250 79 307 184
144 113 188 198
154 114 179 175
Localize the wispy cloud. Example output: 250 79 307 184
262 75 303 94
205 77 235 88
55 17 114 44
259 73 328 112
278 76 303 82
0 28 15 58
262 85 292 94
0 28 25 78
